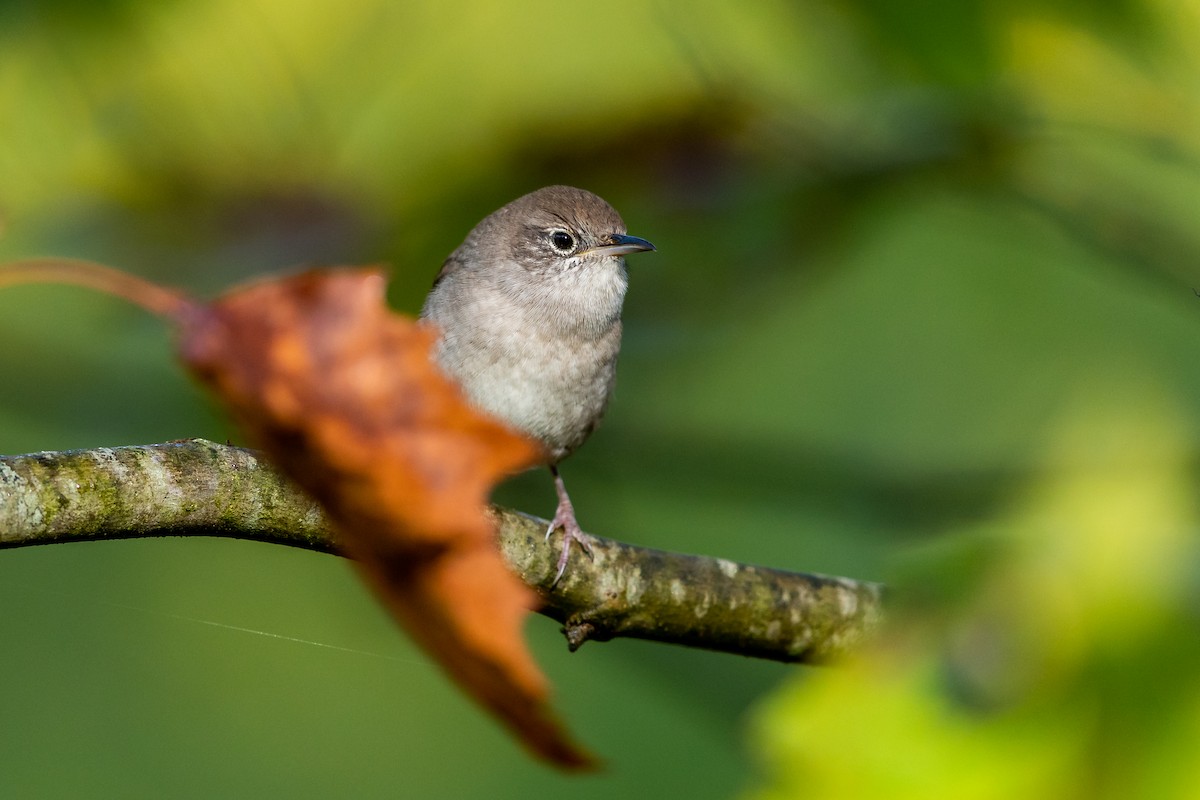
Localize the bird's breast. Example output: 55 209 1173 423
424 265 628 462
441 319 621 462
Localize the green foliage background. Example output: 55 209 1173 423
1 0 1198 797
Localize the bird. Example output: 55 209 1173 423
420 185 655 583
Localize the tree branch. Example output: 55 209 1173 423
0 439 883 663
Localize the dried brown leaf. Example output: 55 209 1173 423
0 259 594 769
176 267 594 768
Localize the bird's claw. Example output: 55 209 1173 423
545 484 593 586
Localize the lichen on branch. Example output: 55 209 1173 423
0 439 883 664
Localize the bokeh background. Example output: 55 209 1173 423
2 0 1200 797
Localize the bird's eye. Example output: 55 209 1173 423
549 230 576 253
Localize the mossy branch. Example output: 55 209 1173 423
0 439 883 663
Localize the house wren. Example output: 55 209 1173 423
420 186 655 582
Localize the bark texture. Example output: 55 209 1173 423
0 439 883 663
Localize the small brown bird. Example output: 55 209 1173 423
420 186 655 582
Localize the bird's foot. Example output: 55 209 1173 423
545 469 594 586
545 503 594 586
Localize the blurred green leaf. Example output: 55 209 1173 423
746 400 1200 799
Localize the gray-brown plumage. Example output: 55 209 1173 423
420 186 654 581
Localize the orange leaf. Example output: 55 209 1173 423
176 267 594 768
176 268 595 768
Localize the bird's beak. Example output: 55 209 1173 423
583 234 656 258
